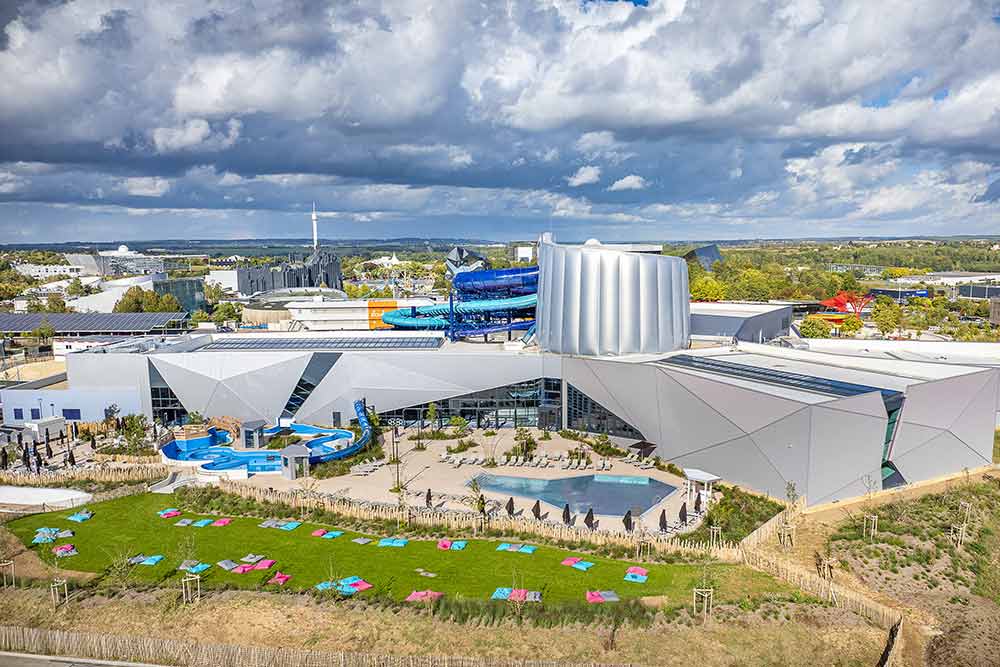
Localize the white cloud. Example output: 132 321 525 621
608 175 648 191
385 144 474 168
151 118 241 153
121 177 171 197
566 165 601 187
0 171 27 194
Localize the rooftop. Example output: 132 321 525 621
0 312 188 334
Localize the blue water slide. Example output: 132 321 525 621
382 266 538 334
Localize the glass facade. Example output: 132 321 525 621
381 378 562 430
565 383 644 439
151 386 187 424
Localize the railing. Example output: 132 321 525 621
217 481 743 561
0 625 630 667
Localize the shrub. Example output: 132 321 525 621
446 438 478 455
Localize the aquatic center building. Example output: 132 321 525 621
2 235 995 506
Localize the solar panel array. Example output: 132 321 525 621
199 336 444 351
661 354 903 403
0 312 188 334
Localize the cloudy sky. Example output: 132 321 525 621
2 0 1000 243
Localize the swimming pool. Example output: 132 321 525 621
162 423 356 473
471 473 676 516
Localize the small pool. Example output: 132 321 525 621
162 424 356 473
472 473 676 516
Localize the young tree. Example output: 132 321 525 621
872 300 902 336
65 277 88 297
30 318 55 343
448 415 469 437
838 314 863 336
425 402 438 430
45 294 70 313
798 317 832 339
690 275 727 302
122 414 150 452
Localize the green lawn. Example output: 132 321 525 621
7 493 790 605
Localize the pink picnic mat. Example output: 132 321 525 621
211 518 232 527
254 559 276 570
436 539 452 550
585 591 605 604
268 572 291 585
626 566 648 576
561 557 582 566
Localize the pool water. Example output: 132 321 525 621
162 424 356 472
472 473 676 516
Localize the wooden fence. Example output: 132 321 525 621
92 453 163 465
737 495 805 551
0 625 631 667
218 481 743 561
0 464 168 487
741 549 902 629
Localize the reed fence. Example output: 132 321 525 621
0 625 631 667
740 549 901 629
0 464 168 487
737 496 805 551
92 453 163 465
218 481 743 561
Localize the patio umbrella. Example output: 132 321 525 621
67 449 75 467
425 488 432 509
34 451 42 472
658 509 668 532
45 442 53 459
679 502 688 526
584 508 595 530
21 447 29 469
531 500 541 521
1 448 7 471
622 510 634 533
44 430 50 445
694 491 702 514
505 497 515 517
562 503 571 526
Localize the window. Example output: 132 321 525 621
62 409 82 421
30 408 41 420
13 408 23 420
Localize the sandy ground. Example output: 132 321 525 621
0 359 64 383
242 428 694 533
0 587 886 666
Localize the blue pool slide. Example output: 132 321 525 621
162 400 373 473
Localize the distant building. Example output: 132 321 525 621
208 250 342 298
13 264 85 280
509 242 536 263
363 254 403 269
895 271 1000 286
683 244 723 271
154 277 206 314
827 263 885 276
960 285 1000 300
64 245 204 277
991 298 1000 326
689 302 792 343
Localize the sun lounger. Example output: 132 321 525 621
508 588 528 602
626 566 648 576
140 555 163 566
586 591 604 604
268 572 291 585
321 530 343 539
279 521 301 531
572 561 594 571
210 518 232 527
526 591 542 602
562 459 570 469
351 537 372 545
191 519 212 528
241 554 264 563
178 559 198 571
127 554 147 565
254 559 276 570
189 563 210 574
599 590 620 602
217 559 238 571
449 540 467 551
311 529 328 537
490 587 512 601
174 519 193 527
232 564 255 574
437 539 452 550
561 556 582 566
624 573 648 583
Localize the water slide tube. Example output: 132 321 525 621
381 266 538 334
